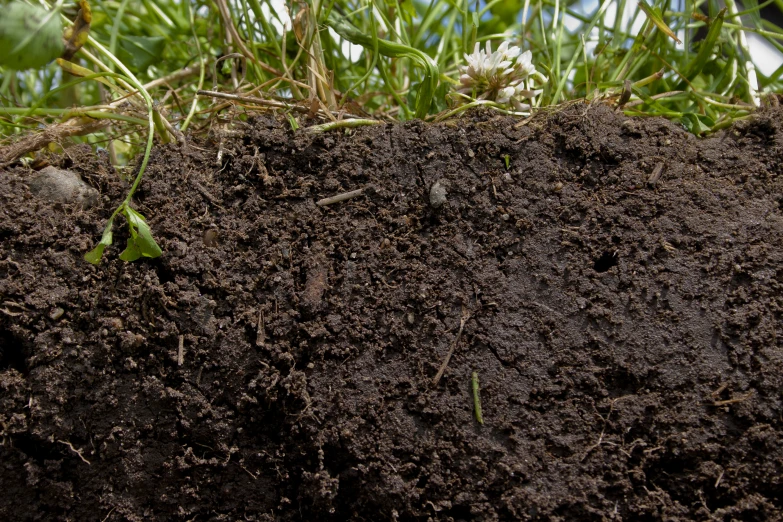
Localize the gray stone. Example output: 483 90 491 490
429 181 447 209
28 166 99 209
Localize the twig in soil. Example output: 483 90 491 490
192 181 224 208
472 371 484 425
715 470 725 488
177 335 184 366
306 119 383 133
710 383 729 399
58 440 91 465
316 185 375 207
240 464 259 480
431 305 471 387
1 300 28 317
100 508 116 522
712 391 753 406
0 118 108 168
647 162 665 186
256 310 266 347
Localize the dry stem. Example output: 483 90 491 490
431 305 471 387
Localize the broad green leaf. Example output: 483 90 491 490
84 220 114 265
681 113 714 134
0 2 64 70
117 35 167 72
129 216 162 259
119 207 162 261
85 243 108 264
118 240 142 262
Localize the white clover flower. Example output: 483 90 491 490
457 40 541 110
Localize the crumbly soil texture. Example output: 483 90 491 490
1 104 782 521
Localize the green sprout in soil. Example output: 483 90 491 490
472 371 484 425
1 0 782 261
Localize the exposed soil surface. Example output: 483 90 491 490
1 104 782 521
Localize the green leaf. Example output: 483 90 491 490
117 35 167 72
326 11 439 119
118 207 162 262
681 113 714 134
679 8 726 85
431 80 450 113
84 220 115 265
399 0 417 24
0 2 64 70
489 0 524 20
85 243 108 264
118 241 142 262
286 113 299 131
637 1 681 44
740 0 762 27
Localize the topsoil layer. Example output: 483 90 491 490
1 104 782 521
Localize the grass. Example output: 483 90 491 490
0 0 782 262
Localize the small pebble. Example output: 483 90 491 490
203 229 219 247
429 181 448 208
49 307 64 320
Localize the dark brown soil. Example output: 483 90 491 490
1 104 782 521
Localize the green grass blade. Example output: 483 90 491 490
678 8 726 86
